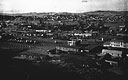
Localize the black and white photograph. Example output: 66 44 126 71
0 0 128 80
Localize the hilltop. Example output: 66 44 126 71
1 11 128 17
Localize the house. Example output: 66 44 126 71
56 46 79 52
101 47 128 57
102 36 128 58
74 33 92 37
103 39 128 49
35 30 51 33
68 40 76 46
67 40 81 46
73 31 98 38
101 49 122 57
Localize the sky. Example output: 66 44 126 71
0 0 127 13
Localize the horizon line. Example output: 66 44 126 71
1 10 128 14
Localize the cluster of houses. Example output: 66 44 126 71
99 35 128 67
102 37 128 58
47 32 128 67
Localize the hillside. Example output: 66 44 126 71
1 11 128 17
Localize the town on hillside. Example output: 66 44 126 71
0 11 128 80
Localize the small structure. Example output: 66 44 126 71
35 30 51 33
67 40 81 46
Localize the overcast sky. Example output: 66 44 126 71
0 0 127 13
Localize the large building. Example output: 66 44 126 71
56 40 102 54
103 39 128 49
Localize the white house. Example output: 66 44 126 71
101 49 122 57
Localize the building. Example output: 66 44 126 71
102 37 128 58
56 46 78 52
110 40 128 48
73 31 98 38
101 49 122 57
68 40 76 46
56 42 102 54
117 25 128 36
103 39 128 49
35 30 51 33
74 33 92 37
67 40 81 46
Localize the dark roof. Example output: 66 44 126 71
103 47 128 52
111 37 128 43
57 43 100 51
